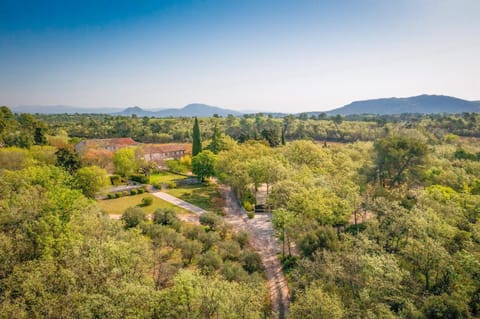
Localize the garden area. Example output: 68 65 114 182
164 183 225 214
99 166 224 216
147 170 224 214
98 193 188 215
149 171 186 186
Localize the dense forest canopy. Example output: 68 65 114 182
1 105 480 318
26 110 480 145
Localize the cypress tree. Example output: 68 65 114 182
192 117 202 156
209 123 221 154
281 126 286 145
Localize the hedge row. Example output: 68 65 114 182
106 188 146 199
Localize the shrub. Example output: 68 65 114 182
141 196 153 206
122 191 129 197
115 192 122 198
422 294 470 319
180 155 192 168
130 189 138 195
181 240 203 265
182 224 206 241
198 251 223 275
454 148 478 161
198 231 220 251
243 190 256 205
166 159 188 174
167 181 177 189
137 188 145 194
299 227 339 258
221 261 249 282
121 207 147 228
345 223 367 235
242 251 263 273
218 240 241 261
153 208 180 230
233 231 249 249
471 179 480 195
130 173 149 184
243 201 253 212
107 193 115 199
110 174 122 186
247 211 255 219
199 212 223 231
289 285 345 319
280 255 298 272
149 167 161 175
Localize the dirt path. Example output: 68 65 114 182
218 185 289 319
108 186 289 317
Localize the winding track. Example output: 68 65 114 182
218 185 289 319
108 188 289 318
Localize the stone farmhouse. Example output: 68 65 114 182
75 138 137 154
75 138 187 165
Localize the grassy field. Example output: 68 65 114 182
164 183 225 214
98 193 188 215
149 171 186 185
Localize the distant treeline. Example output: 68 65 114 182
3 106 480 148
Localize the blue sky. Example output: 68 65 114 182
1 0 479 112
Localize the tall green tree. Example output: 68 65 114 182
74 165 110 198
374 136 428 187
192 150 216 182
55 147 82 174
289 285 345 319
34 126 48 145
0 106 16 139
113 147 138 177
208 123 221 154
192 117 202 156
261 128 280 147
272 209 295 258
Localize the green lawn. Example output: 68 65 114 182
164 183 225 214
149 171 186 185
98 193 188 215
102 171 224 215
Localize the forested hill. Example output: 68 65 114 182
322 94 480 115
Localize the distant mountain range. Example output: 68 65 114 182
12 105 123 114
12 95 480 117
322 95 480 116
12 103 243 117
115 104 243 117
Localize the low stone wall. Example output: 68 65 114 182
107 185 145 193
174 177 200 186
